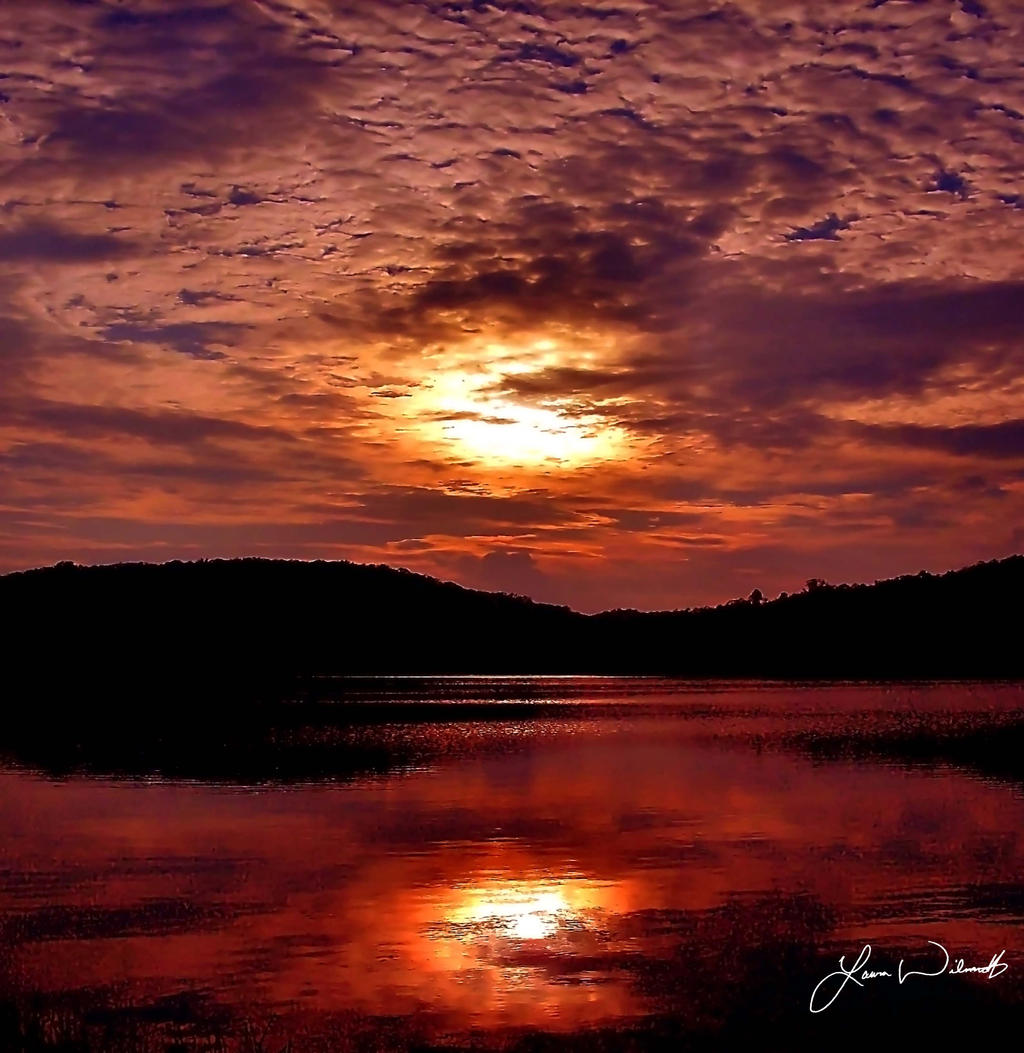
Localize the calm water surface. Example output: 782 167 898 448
2 680 1023 1049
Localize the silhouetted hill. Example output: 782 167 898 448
1 555 1022 700
0 558 580 700
593 554 1024 679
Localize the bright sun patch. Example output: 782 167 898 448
450 888 569 940
407 339 629 468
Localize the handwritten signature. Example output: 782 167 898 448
809 942 1008 1013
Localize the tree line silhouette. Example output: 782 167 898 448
1 554 1021 705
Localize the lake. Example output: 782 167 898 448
2 679 1023 1050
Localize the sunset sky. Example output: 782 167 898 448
1 0 1023 611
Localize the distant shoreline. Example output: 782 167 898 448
2 555 1022 689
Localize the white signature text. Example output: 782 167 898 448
809 941 1008 1013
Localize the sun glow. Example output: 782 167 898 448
449 887 571 940
407 339 629 468
386 871 641 1026
438 383 614 466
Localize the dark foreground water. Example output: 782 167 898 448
2 680 1024 1051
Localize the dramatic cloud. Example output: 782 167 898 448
1 0 1022 608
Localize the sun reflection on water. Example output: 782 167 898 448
448 886 572 940
417 871 633 1011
